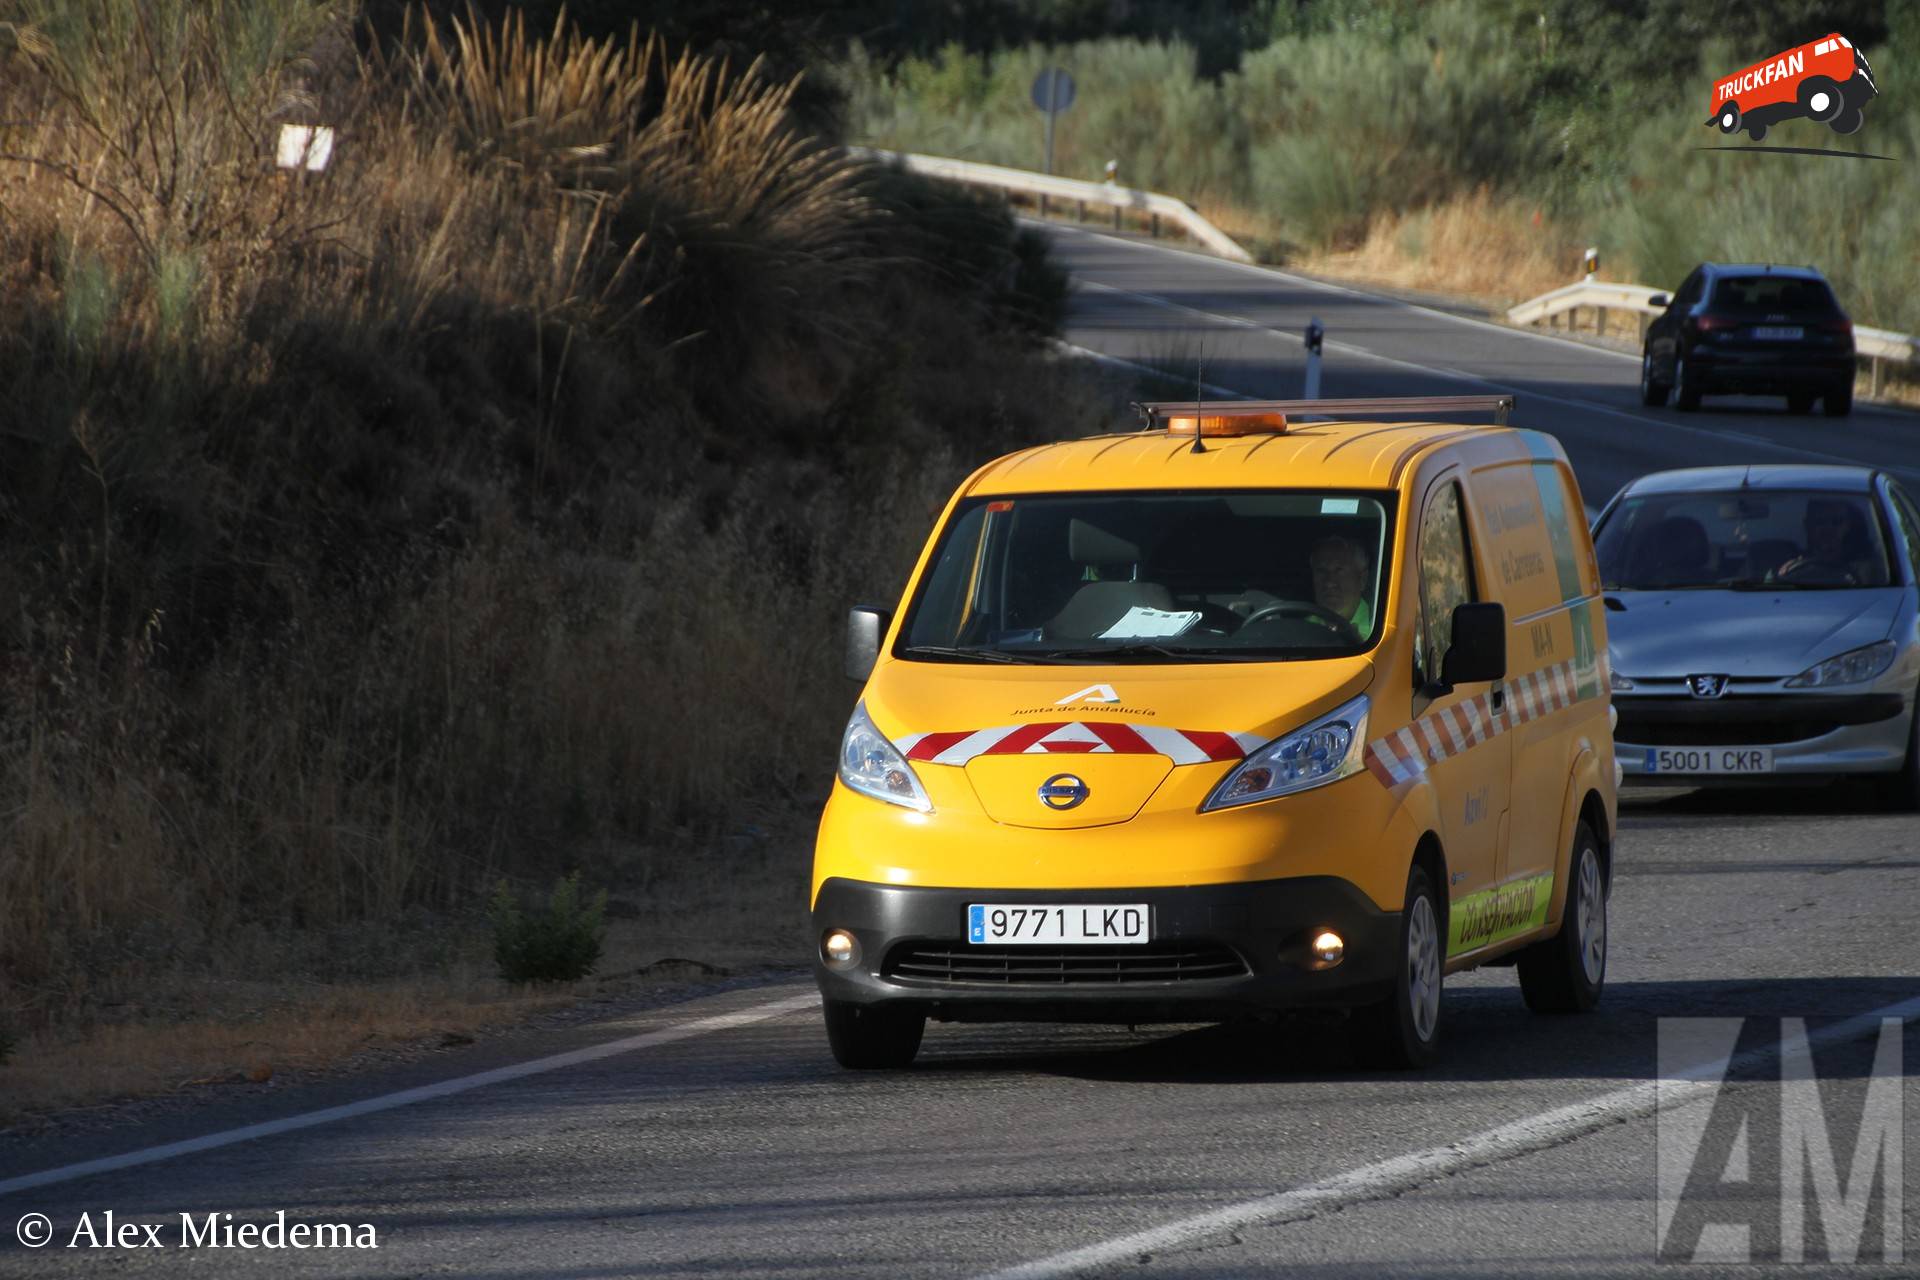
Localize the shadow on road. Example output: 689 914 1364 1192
913 976 1920 1086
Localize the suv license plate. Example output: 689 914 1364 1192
1752 326 1804 340
968 904 1149 945
1644 747 1773 774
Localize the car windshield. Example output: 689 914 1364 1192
1595 489 1891 590
1708 275 1839 315
897 490 1394 663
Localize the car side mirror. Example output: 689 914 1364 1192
1648 293 1670 309
1441 602 1507 687
846 605 892 682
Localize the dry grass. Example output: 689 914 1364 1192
0 0 1122 1096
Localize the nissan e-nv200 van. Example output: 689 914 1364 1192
814 396 1617 1069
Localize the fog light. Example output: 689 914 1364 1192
1312 930 1345 966
822 928 861 970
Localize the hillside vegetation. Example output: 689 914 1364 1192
0 0 1115 1052
839 0 1920 332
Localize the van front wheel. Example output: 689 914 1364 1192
823 999 925 1069
1517 823 1607 1013
1352 862 1443 1068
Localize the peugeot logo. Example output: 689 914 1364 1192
1688 673 1729 699
1037 773 1091 810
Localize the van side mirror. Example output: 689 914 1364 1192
1648 293 1670 309
1441 602 1507 687
846 605 892 682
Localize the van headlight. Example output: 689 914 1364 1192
1784 640 1897 689
1202 694 1369 811
838 701 932 812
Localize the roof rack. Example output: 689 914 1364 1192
1137 395 1515 429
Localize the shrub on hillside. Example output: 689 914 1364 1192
0 2 1120 1034
489 874 607 984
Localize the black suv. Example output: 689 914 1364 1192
1640 263 1856 416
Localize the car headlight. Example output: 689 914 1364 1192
1202 694 1368 812
1784 640 1898 689
837 701 932 812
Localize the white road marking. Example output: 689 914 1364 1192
1039 218 1646 365
976 993 1920 1280
0 989 822 1199
1071 277 1920 484
1052 340 1250 400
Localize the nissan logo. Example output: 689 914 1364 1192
1037 774 1090 810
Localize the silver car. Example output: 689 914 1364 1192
1592 465 1920 807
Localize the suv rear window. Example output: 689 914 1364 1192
1708 275 1839 314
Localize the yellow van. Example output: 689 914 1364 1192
814 396 1617 1069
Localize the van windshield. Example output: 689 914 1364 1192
896 490 1394 663
1595 490 1891 590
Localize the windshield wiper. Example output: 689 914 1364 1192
896 644 1032 664
1024 643 1266 663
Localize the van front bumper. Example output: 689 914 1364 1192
811 875 1399 1024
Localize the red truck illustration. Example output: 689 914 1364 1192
1708 33 1877 141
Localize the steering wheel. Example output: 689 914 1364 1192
1241 599 1361 642
1774 557 1858 586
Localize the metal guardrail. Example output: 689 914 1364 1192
850 148 1253 264
1508 278 1917 395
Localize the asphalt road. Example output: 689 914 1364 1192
4 228 1919 1278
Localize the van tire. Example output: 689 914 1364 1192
1746 121 1768 142
1798 76 1844 123
1517 823 1607 1013
1716 102 1741 135
1352 862 1443 1069
1831 104 1865 135
823 999 925 1069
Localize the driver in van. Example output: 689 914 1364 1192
1309 533 1374 634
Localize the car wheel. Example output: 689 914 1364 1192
1824 383 1854 417
1798 76 1844 122
823 999 925 1069
1673 353 1702 410
1787 392 1815 414
1831 105 1865 135
1640 350 1671 406
1875 690 1920 812
1353 862 1443 1068
1517 823 1607 1013
1716 102 1741 135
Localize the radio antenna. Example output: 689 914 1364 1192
1189 354 1206 453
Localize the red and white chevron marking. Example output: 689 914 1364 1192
896 721 1266 768
1364 657 1600 787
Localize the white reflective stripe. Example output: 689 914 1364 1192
894 732 928 754
1549 663 1573 709
1034 722 1104 750
1232 731 1268 753
1134 724 1208 765
931 728 1010 766
1394 726 1428 775
1375 742 1416 785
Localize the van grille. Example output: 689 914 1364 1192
882 941 1247 986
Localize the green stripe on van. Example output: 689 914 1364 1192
1448 871 1553 955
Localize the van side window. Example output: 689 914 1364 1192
1415 481 1477 689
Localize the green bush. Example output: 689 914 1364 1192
488 873 608 984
